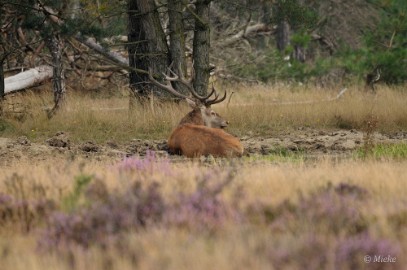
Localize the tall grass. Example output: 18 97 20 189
1 84 407 142
0 158 406 270
221 84 407 135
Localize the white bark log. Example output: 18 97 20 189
4 65 53 94
75 34 128 65
218 23 270 47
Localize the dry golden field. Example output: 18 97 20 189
0 83 406 270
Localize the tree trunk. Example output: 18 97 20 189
0 59 4 115
127 0 150 99
293 45 306 62
276 19 290 52
192 0 212 96
260 1 272 49
136 0 170 98
168 0 188 95
0 60 4 99
45 35 66 118
70 0 80 19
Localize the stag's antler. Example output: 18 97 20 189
205 84 227 106
148 68 190 100
149 64 227 107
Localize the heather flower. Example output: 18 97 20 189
0 193 12 204
333 182 368 199
0 193 54 231
166 188 232 230
297 188 366 234
116 151 172 176
261 183 369 235
39 167 240 250
385 201 407 232
39 182 165 250
336 233 401 270
268 234 329 270
0 193 13 224
165 168 239 231
84 179 109 202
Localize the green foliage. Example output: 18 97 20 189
0 119 14 132
273 0 318 31
342 0 407 83
291 33 312 48
229 0 406 84
246 148 305 163
6 0 125 41
231 47 313 82
78 0 127 37
337 48 365 75
356 143 407 160
62 174 93 212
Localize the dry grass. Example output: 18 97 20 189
1 83 407 142
1 90 183 142
220 84 407 135
0 158 406 270
2 157 405 204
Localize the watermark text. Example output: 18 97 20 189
364 255 397 264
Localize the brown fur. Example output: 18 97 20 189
168 124 244 157
168 108 244 158
179 108 204 126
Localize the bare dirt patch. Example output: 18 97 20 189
243 128 407 155
1 129 406 165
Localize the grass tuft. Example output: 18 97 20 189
356 143 407 160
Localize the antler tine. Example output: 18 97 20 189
181 63 220 102
188 85 217 104
205 86 216 99
149 64 222 104
148 68 190 100
167 62 210 102
205 85 227 106
163 69 180 81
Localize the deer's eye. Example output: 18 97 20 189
211 111 216 116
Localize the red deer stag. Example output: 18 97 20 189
149 69 244 158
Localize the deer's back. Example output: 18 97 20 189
168 124 244 158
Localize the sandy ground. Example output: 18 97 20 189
1 129 406 165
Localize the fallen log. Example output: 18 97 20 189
218 23 271 47
4 65 53 95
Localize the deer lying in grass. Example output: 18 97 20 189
149 69 244 158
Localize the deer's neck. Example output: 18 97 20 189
179 109 205 126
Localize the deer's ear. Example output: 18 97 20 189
185 98 197 108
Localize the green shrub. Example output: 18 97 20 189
62 174 93 212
